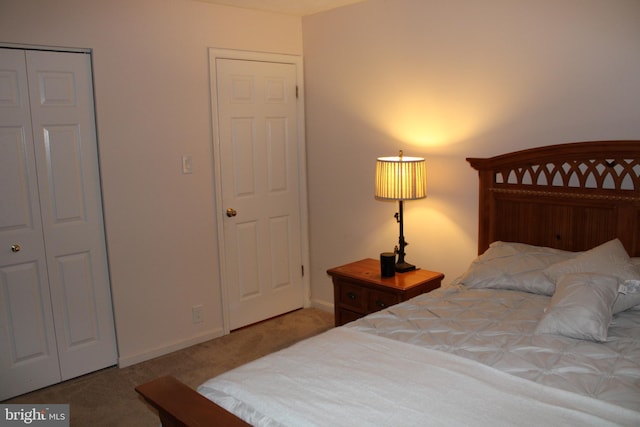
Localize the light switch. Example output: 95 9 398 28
182 155 193 174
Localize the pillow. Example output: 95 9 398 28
615 279 640 312
535 273 619 342
625 258 640 311
456 241 576 295
544 239 640 313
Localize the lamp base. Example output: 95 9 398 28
395 261 416 273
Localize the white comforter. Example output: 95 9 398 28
349 287 640 411
199 327 640 426
199 287 640 426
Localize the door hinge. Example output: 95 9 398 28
296 85 299 99
301 265 304 277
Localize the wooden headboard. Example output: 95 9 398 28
467 140 640 257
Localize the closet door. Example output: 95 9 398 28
0 48 117 400
26 49 117 381
0 48 62 400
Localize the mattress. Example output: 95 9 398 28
347 286 640 412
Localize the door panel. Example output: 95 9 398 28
0 128 33 229
25 50 117 381
266 117 288 191
43 125 85 222
4 264 46 360
269 215 292 288
215 58 304 329
237 221 260 298
55 251 98 347
231 117 256 196
0 261 61 396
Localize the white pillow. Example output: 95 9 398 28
544 239 640 313
623 258 640 311
457 241 575 295
535 273 619 342
615 280 640 312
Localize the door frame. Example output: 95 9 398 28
208 48 310 334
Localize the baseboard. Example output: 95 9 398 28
118 327 225 368
309 298 333 313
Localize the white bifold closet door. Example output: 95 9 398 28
0 48 117 400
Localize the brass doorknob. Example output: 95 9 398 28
226 208 238 217
11 244 21 253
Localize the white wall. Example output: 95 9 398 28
302 0 640 308
0 0 302 366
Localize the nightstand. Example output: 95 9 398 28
327 258 444 326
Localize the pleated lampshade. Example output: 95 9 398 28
375 152 427 200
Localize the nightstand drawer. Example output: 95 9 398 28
368 289 398 312
336 308 364 325
337 282 367 312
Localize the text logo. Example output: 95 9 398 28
0 405 69 426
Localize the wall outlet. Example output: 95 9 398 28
192 305 203 323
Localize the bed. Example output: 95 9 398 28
136 140 640 426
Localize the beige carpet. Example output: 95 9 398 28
3 308 334 426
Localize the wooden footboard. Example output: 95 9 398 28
135 376 250 427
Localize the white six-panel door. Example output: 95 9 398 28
0 48 117 400
214 56 305 330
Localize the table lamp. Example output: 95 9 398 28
375 150 427 272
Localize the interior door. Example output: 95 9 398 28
214 57 305 330
0 48 117 399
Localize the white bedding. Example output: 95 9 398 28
199 327 640 426
349 287 640 411
198 285 640 426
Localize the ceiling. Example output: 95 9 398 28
195 0 368 16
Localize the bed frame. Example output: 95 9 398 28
136 140 640 426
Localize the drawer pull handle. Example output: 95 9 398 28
376 300 386 308
347 292 357 300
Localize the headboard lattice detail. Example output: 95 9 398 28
496 158 640 191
